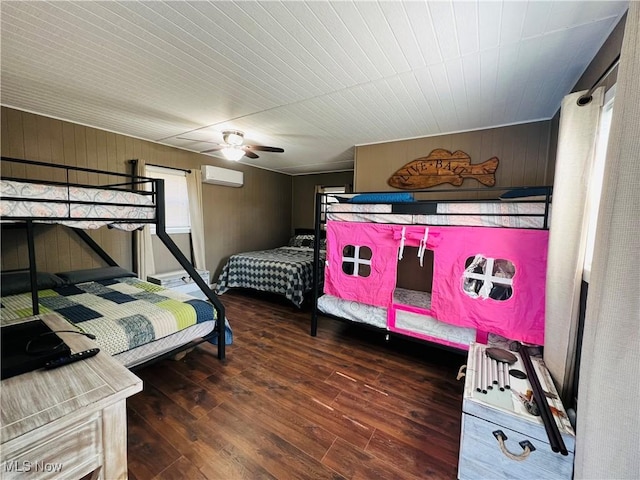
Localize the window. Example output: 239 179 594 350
462 255 515 301
342 244 372 277
583 86 615 282
145 165 191 234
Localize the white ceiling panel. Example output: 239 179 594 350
0 0 628 175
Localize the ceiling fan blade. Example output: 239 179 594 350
200 146 225 153
245 145 284 153
243 149 259 159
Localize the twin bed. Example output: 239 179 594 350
215 230 323 308
1 157 230 369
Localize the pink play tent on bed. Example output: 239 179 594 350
324 221 548 346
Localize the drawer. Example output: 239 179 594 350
458 413 574 480
1 414 102 480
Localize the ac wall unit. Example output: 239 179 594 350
201 165 243 187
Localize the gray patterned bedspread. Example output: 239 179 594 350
215 246 322 307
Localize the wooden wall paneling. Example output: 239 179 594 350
74 124 89 183
22 112 42 180
85 127 106 263
476 128 496 200
536 122 551 185
510 127 527 186
524 123 542 185
1 109 26 177
459 130 483 198
61 122 77 183
496 127 514 187
353 122 552 194
37 115 61 183
1 230 21 270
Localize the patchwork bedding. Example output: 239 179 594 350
1 179 155 231
0 277 217 356
215 246 322 307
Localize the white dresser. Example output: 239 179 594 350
1 314 142 480
147 269 209 296
458 342 575 480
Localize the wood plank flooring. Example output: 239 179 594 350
126 290 467 480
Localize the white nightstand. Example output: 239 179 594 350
458 342 575 480
147 269 210 297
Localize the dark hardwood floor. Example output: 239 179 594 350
126 290 467 480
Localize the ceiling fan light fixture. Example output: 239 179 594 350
221 146 245 161
222 130 244 146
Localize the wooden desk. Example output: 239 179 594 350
1 314 143 480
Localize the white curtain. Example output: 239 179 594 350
186 168 206 270
544 87 604 400
575 3 640 478
134 159 156 280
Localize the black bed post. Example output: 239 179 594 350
128 159 139 275
311 191 323 336
26 220 40 315
154 179 226 360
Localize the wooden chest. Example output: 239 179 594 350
147 269 210 296
458 343 575 480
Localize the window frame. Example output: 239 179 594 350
583 85 615 282
145 165 191 235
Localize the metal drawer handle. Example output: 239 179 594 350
492 430 536 461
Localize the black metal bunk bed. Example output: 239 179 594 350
0 156 226 363
310 186 552 350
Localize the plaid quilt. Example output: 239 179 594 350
215 246 323 307
0 277 216 356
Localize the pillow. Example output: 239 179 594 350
500 187 550 201
1 271 67 296
55 266 136 284
348 192 414 203
289 234 315 248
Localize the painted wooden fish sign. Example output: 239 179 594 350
387 149 499 189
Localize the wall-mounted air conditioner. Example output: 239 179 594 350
201 165 244 187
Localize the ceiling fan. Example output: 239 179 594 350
186 130 284 161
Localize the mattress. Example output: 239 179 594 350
317 294 388 329
393 287 432 309
0 179 155 231
318 290 476 349
327 201 549 228
215 246 322 307
115 320 215 368
0 277 221 357
393 309 476 348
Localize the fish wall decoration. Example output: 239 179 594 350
387 149 499 189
